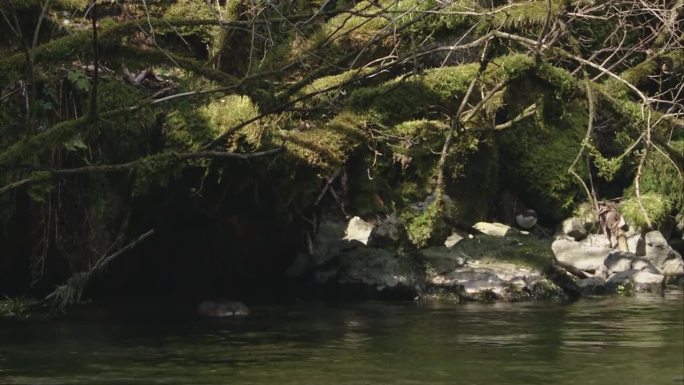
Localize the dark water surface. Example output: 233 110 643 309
1 290 682 385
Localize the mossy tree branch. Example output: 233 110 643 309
0 147 285 195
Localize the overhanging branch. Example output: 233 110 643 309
0 148 285 195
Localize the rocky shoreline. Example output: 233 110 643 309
288 212 684 303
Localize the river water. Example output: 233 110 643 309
1 290 682 385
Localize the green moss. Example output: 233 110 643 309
475 289 499 302
346 166 391 217
529 279 565 299
163 0 224 57
323 0 480 50
341 57 575 228
604 49 684 100
402 199 447 248
164 104 214 152
498 100 588 221
491 0 562 29
621 141 683 228
165 0 215 25
54 0 89 11
281 112 367 171
347 54 565 126
447 136 499 224
159 90 259 153
202 95 261 151
132 152 182 195
417 288 463 304
299 67 379 104
0 85 158 168
90 81 157 162
536 61 578 98
391 120 448 164
324 0 405 48
453 234 555 271
0 18 239 86
348 64 478 123
634 140 684 212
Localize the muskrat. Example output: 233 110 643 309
197 300 249 317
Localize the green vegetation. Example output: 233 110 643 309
0 0 680 303
0 296 37 319
621 193 673 229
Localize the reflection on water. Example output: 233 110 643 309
0 289 682 385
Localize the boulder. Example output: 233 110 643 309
419 235 568 301
286 217 366 278
606 269 665 293
578 276 606 295
644 231 684 276
562 217 588 241
432 266 512 296
344 216 374 245
579 234 612 249
552 238 612 272
603 251 661 274
314 247 418 292
631 258 660 274
577 231 643 254
310 217 349 265
422 246 467 275
604 252 633 274
368 214 404 248
625 230 646 256
427 261 548 299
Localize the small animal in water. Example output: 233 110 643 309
198 300 250 317
515 209 538 230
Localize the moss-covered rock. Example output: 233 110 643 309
497 98 588 222
417 233 573 301
281 111 367 171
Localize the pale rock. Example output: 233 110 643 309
444 231 465 248
604 252 633 274
562 217 588 241
344 216 374 245
606 269 665 292
625 231 646 256
552 238 612 272
473 222 519 237
644 231 684 276
579 234 612 249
